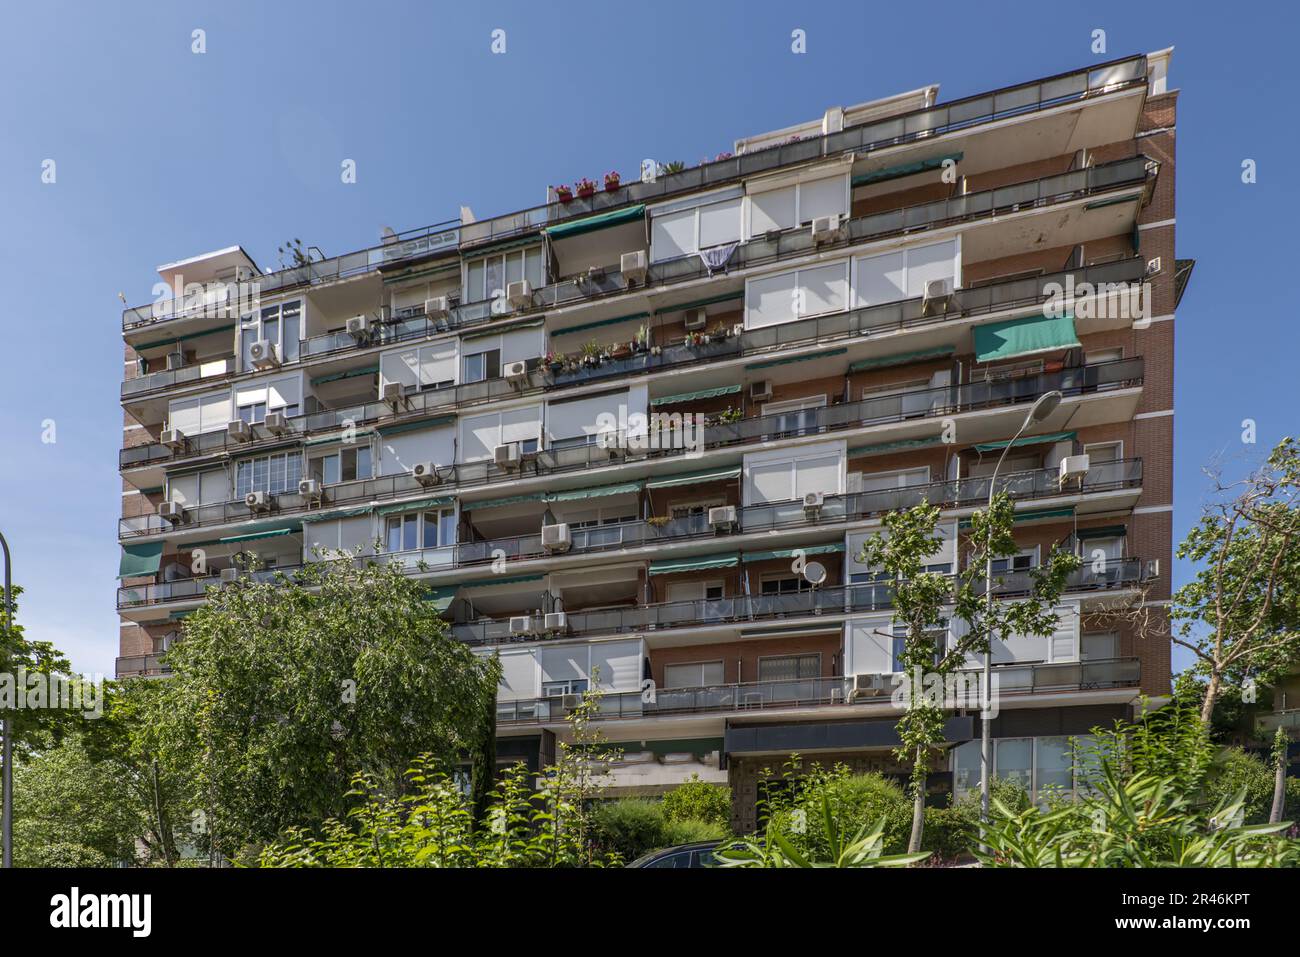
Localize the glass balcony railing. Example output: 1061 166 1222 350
117 459 1142 610
1257 710 1300 734
119 357 1144 539
450 560 1156 646
496 657 1142 724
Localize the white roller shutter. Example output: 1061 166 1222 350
590 639 643 692
539 645 589 685
379 426 454 476
749 460 794 504
268 377 300 411
168 473 198 506
847 615 895 675
502 325 545 364
854 250 907 306
500 405 542 446
1049 604 1080 662
794 453 843 497
749 185 797 236
495 648 538 700
651 208 695 262
199 391 232 431
460 412 499 462
905 239 958 298
698 197 742 248
380 348 421 392
799 174 848 223
168 397 200 436
745 270 798 328
799 262 849 318
547 392 625 442
418 341 457 386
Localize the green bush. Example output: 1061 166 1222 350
663 818 728 846
769 771 913 858
1205 747 1300 824
921 805 976 860
592 799 670 861
661 776 732 829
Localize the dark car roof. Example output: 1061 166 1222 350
628 841 722 868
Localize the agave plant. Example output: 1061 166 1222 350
716 794 930 868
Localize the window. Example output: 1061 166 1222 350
167 468 227 507
760 575 810 596
670 498 725 520
852 239 959 308
745 261 850 328
380 341 457 395
994 738 1033 790
235 452 302 498
666 580 724 602
762 395 827 438
747 173 848 237
1084 441 1122 464
309 446 373 486
1081 631 1119 662
168 390 230 436
888 620 946 671
663 661 725 688
746 446 843 505
240 300 301 371
463 348 501 384
758 654 820 682
650 190 743 262
385 508 455 553
464 247 544 304
542 678 588 697
235 377 300 424
1086 347 1123 364
990 548 1037 574
858 466 930 493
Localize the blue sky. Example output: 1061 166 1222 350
0 1 1293 676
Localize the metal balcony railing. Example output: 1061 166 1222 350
1257 710 1300 734
496 656 1142 724
114 653 172 677
449 559 1156 646
117 459 1143 609
118 357 1144 539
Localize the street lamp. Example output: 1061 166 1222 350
1 531 11 868
978 390 1061 851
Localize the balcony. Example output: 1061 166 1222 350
122 356 236 399
1258 710 1300 735
119 358 1144 539
115 653 171 678
449 560 1157 646
495 657 1142 725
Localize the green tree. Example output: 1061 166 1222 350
151 555 498 862
1164 438 1300 723
661 775 732 829
858 495 1080 853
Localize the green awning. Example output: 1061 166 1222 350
650 384 741 407
376 416 455 437
311 364 379 386
1083 193 1141 211
219 528 295 545
302 504 375 523
376 496 454 516
973 314 1080 363
649 553 739 575
544 204 645 240
425 585 459 612
462 234 542 259
653 291 744 316
552 311 649 337
745 347 847 371
1077 524 1127 540
743 543 845 564
849 436 944 457
118 541 164 579
463 574 545 590
461 318 544 342
469 481 642 510
849 345 954 372
646 466 741 490
972 431 1076 453
852 152 964 188
960 507 1075 529
134 323 237 352
381 261 460 286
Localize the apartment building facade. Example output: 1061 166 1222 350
117 50 1183 830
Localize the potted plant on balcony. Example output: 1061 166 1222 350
661 161 686 175
580 339 602 367
633 323 650 353
611 340 632 360
545 350 566 373
604 170 621 192
555 184 574 204
684 330 704 349
716 406 742 424
575 177 598 199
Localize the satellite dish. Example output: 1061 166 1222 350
802 561 828 587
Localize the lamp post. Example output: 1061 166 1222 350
978 390 1061 852
1 531 11 868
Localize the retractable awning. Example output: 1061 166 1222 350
745 347 847 371
376 416 455 437
551 312 649 337
959 507 1075 529
651 384 741 407
646 466 741 490
425 585 459 612
973 314 1080 363
469 481 642 511
972 431 1075 453
852 152 964 188
743 543 844 563
376 496 454 516
311 365 379 386
849 436 945 457
649 553 739 575
191 520 304 548
219 528 295 545
544 204 646 240
118 541 164 579
848 345 954 372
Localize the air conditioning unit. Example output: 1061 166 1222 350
803 491 825 514
220 567 241 583
708 505 737 530
504 359 529 383
244 490 270 511
541 523 571 552
345 314 370 339
749 380 773 402
508 615 534 636
160 428 187 450
1059 454 1091 485
561 693 584 711
922 278 954 316
683 308 707 331
494 442 521 469
165 352 186 371
544 611 568 633
424 296 450 319
411 462 441 486
227 419 251 441
506 280 533 310
298 478 323 502
265 411 290 435
249 340 280 369
811 213 844 244
597 429 623 456
851 673 890 700
382 380 406 408
621 250 648 284
157 501 186 524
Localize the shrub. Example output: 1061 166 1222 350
592 799 669 861
661 776 731 829
921 805 976 860
1204 747 1300 825
663 818 728 846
